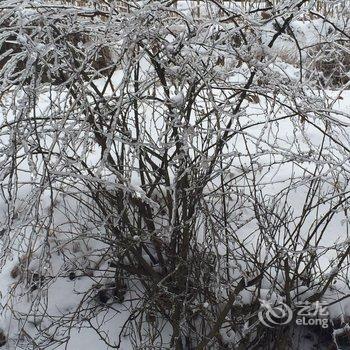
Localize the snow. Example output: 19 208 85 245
0 1 349 349
170 92 185 108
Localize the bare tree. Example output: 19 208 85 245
0 0 349 349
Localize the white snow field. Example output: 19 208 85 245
0 0 350 349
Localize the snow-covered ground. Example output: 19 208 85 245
0 1 349 349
